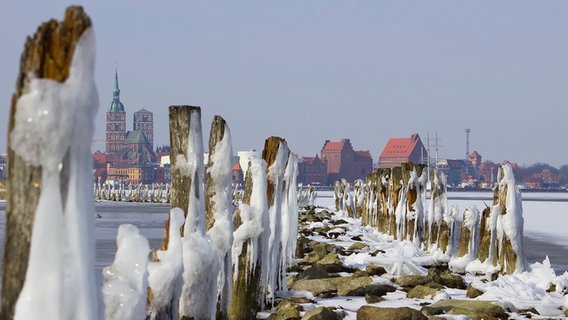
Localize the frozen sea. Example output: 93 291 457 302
0 190 567 280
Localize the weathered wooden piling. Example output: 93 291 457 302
205 115 234 318
229 160 265 320
161 105 200 249
476 205 497 266
1 6 92 320
262 136 289 303
494 164 526 274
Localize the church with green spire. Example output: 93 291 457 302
104 70 158 184
105 69 126 154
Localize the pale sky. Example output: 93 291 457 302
1 1 567 167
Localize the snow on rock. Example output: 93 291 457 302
102 224 150 320
474 257 566 317
12 27 100 320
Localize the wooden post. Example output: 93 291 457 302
389 167 403 238
476 205 497 265
161 105 200 250
494 164 526 274
1 7 91 320
229 161 263 320
205 115 233 319
262 136 289 304
377 168 390 234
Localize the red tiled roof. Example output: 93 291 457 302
470 150 480 157
322 141 345 151
380 133 421 158
302 157 316 165
355 150 371 158
302 154 321 165
232 163 242 171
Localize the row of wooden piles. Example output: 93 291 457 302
334 162 526 276
161 106 297 320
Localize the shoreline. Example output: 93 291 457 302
524 234 568 274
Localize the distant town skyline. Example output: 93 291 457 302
1 2 567 168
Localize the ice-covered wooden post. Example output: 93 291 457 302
262 136 289 304
361 172 377 227
494 163 526 274
205 115 234 318
376 168 391 234
1 6 96 320
353 179 365 218
425 168 448 249
230 158 269 320
162 106 198 249
475 205 497 269
449 206 480 273
166 105 220 319
388 167 403 238
402 163 426 245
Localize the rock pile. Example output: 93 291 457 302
263 206 524 320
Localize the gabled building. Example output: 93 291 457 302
353 150 373 179
378 133 428 168
232 162 244 185
114 129 157 165
321 139 373 184
469 150 482 169
298 154 327 185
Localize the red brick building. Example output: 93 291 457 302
320 139 373 184
469 150 482 169
232 162 244 185
298 154 327 185
378 133 428 168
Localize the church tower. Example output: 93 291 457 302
133 108 154 150
105 70 126 155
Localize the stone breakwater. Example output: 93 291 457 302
261 206 565 320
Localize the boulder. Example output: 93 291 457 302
334 276 374 296
352 270 371 278
364 293 384 304
428 268 466 289
422 300 508 320
357 306 427 320
466 283 484 298
301 306 342 320
406 285 439 299
364 283 397 297
316 253 351 273
291 279 337 297
347 242 367 251
268 300 301 320
395 275 430 288
439 273 466 289
304 243 335 264
296 267 330 281
365 264 387 276
291 276 376 298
